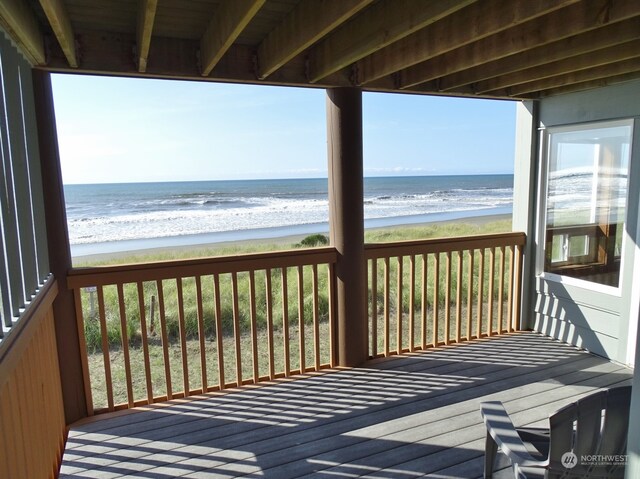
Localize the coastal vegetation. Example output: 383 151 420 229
79 218 512 408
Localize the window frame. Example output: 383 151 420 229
536 118 634 295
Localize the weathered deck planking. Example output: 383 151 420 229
60 332 632 478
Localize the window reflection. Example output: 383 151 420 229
544 121 632 287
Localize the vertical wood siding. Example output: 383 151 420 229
0 280 66 479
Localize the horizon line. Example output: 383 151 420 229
63 172 514 186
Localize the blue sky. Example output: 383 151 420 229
51 74 516 184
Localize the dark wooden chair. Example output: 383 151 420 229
480 385 631 478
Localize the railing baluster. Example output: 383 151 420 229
281 268 290 376
455 250 463 343
231 272 242 386
195 276 207 392
249 271 259 382
75 288 94 417
476 249 485 339
432 253 439 347
328 262 336 367
213 274 225 389
297 265 305 373
370 259 378 357
97 286 114 411
383 257 390 356
498 246 506 334
421 254 427 349
444 251 451 345
466 250 474 341
136 282 153 404
175 278 190 395
507 245 515 333
116 283 134 407
265 269 275 379
312 264 320 370
488 248 495 336
408 255 415 352
155 280 172 399
396 256 403 354
513 244 523 331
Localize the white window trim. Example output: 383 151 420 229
535 118 634 296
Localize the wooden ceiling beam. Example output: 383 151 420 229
505 57 640 97
400 0 640 89
41 31 354 89
257 0 373 80
0 0 45 65
439 17 640 92
475 40 640 94
136 0 158 73
307 0 476 84
538 71 640 98
357 0 578 85
200 0 265 77
39 0 77 67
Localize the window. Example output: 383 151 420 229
543 120 633 288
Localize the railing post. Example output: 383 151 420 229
326 88 367 367
32 70 88 423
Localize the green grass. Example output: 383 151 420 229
81 219 513 410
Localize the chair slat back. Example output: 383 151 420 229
547 386 630 478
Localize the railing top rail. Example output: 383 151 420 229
364 231 526 259
68 247 338 288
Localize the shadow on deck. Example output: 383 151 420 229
60 332 632 478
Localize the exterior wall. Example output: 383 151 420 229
522 80 640 479
0 281 66 479
628 335 640 478
531 79 640 365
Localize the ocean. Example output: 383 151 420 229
65 175 513 256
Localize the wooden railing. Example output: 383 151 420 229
68 247 338 415
365 232 525 358
69 232 526 415
0 279 66 479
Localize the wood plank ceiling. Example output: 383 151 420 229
1 0 640 100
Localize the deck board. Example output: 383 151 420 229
60 332 632 478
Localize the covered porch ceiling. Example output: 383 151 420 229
2 0 640 100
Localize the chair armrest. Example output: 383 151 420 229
480 401 549 469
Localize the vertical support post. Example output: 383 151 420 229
512 101 538 330
31 70 87 423
326 87 367 367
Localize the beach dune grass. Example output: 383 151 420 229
80 218 512 409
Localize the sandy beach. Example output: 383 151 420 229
73 213 511 265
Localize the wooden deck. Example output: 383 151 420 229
59 332 633 479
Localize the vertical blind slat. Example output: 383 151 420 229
0 39 25 318
1 42 37 302
16 63 49 283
